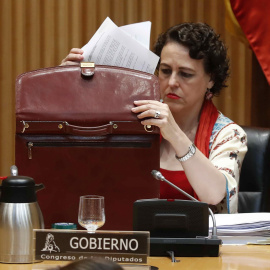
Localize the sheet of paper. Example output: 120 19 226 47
210 212 270 226
81 17 118 59
209 213 270 237
81 17 159 74
120 21 151 49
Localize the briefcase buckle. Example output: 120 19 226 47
80 62 95 76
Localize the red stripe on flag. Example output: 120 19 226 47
230 0 270 85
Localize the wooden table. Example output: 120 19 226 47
0 245 269 270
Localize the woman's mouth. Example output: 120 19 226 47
166 93 181 100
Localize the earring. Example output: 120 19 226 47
205 88 213 100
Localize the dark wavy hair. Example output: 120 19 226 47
154 22 230 96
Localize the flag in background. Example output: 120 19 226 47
224 0 249 46
229 0 270 85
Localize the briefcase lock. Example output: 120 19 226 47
80 62 95 76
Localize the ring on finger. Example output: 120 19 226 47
154 110 161 119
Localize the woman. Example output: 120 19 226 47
61 22 247 213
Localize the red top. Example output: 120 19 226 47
159 169 198 199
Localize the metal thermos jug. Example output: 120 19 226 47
0 166 45 263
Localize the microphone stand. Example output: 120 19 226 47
150 170 222 258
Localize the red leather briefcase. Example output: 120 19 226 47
15 65 160 230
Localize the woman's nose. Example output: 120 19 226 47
168 73 179 88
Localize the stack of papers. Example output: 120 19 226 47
81 17 159 74
209 213 270 237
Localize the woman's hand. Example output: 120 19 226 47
60 48 84 66
131 100 182 143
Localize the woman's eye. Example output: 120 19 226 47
160 68 171 75
180 71 193 78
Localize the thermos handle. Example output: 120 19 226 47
35 183 45 192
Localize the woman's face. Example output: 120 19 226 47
158 42 213 115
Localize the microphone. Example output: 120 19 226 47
151 170 218 239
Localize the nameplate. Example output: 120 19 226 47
34 229 149 263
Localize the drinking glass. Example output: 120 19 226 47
78 195 105 233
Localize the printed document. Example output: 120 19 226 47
81 17 159 74
209 212 270 237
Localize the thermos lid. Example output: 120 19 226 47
2 176 35 187
0 166 44 203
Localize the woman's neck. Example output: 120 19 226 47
172 108 201 142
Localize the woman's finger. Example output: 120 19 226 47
132 104 154 113
61 60 81 66
60 48 84 66
134 100 161 106
65 53 84 62
136 109 162 120
140 117 163 129
70 48 84 54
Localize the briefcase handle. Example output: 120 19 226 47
64 121 114 136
